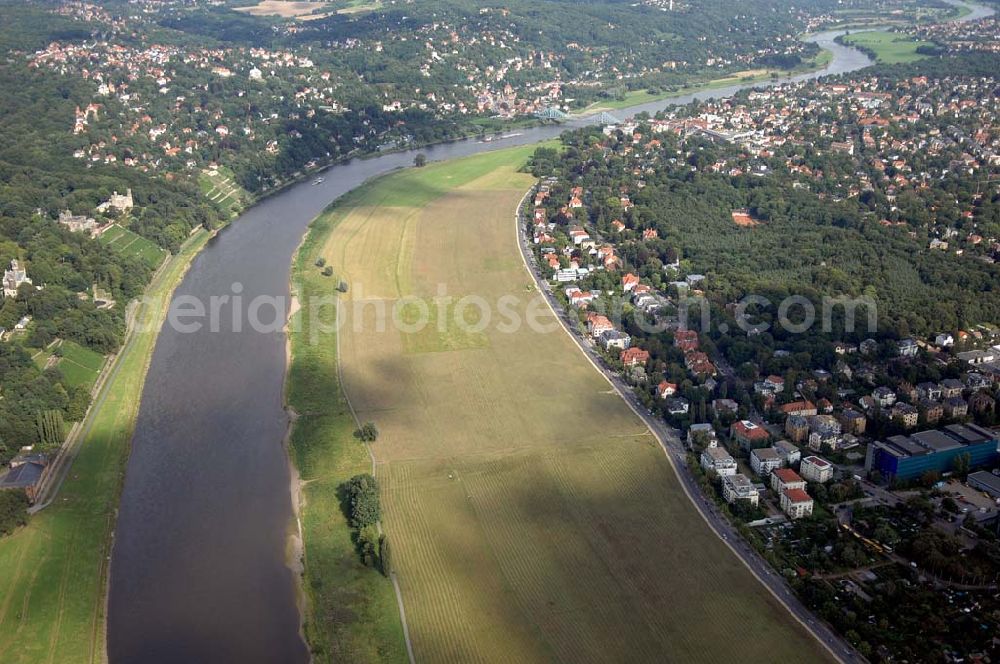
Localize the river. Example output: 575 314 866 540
105 4 988 661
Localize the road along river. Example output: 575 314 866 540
102 16 973 661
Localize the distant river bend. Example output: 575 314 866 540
106 7 989 661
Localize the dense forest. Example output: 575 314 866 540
0 3 225 461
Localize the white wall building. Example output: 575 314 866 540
800 456 833 484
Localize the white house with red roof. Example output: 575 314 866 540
621 273 640 292
780 488 814 519
656 381 677 399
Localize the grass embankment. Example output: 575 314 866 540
840 30 930 64
576 54 833 116
0 229 209 664
292 145 834 662
287 191 408 662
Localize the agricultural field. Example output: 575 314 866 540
0 231 210 664
55 340 106 392
840 30 930 64
199 167 249 218
98 225 167 269
295 147 834 662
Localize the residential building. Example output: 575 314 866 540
891 402 919 429
666 398 690 416
838 409 867 435
917 382 942 401
780 488 814 519
600 330 631 351
940 378 964 399
800 455 834 483
771 467 807 493
722 473 759 506
586 313 613 336
700 446 737 476
731 420 770 450
897 338 919 357
943 396 968 418
712 398 738 415
807 415 841 452
774 440 801 466
785 414 809 444
687 423 717 448
920 399 943 425
865 424 999 482
620 347 649 367
780 400 817 417
969 391 995 415
657 381 678 399
750 447 781 476
873 386 896 407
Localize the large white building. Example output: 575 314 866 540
800 455 833 484
700 446 737 476
771 468 806 493
750 447 781 476
780 488 814 519
722 473 759 506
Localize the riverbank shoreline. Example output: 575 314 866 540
281 183 410 662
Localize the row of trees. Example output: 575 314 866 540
341 473 390 575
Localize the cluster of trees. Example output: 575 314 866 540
0 491 29 538
0 6 229 464
533 113 1000 341
353 422 379 443
341 473 389 574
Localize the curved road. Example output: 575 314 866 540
513 194 862 663
105 1 991 661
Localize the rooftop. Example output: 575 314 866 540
773 468 804 483
783 488 812 503
880 424 996 459
802 456 831 469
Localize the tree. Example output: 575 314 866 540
0 491 29 538
951 452 971 476
36 409 65 447
378 534 392 576
414 153 427 168
354 421 379 442
357 524 380 567
344 473 380 528
321 266 334 277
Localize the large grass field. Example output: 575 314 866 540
840 30 930 64
0 230 209 664
55 340 106 392
292 146 834 662
98 225 167 269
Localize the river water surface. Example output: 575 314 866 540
104 10 985 661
